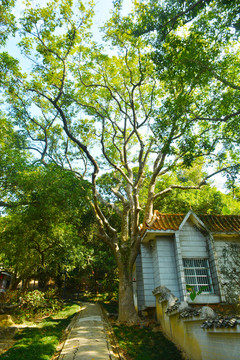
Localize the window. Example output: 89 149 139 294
183 258 213 293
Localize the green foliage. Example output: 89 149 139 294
71 235 118 296
186 285 208 301
153 162 240 215
0 0 16 45
22 290 63 314
222 206 231 215
0 164 94 288
125 0 240 177
0 116 30 211
5 289 63 320
23 290 48 309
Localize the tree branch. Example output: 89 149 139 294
194 110 240 122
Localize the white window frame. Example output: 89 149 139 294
183 258 213 293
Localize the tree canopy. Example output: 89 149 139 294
0 164 93 287
112 0 240 178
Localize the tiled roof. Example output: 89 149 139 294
143 210 240 234
199 214 240 233
144 211 185 231
166 303 240 328
201 318 240 329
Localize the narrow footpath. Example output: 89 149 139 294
59 302 119 360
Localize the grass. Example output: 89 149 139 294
0 303 80 360
112 324 184 360
100 301 183 360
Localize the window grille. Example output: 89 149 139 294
183 258 213 293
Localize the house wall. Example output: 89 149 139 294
138 236 181 310
134 254 144 312
137 218 238 310
214 236 240 302
179 220 208 258
214 236 239 260
154 236 180 299
205 235 222 297
178 220 221 302
175 232 186 301
139 244 155 308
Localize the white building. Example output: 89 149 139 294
134 210 240 312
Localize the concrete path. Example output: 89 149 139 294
59 302 119 360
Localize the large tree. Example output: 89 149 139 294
1 0 239 322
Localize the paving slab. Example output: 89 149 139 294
59 302 118 360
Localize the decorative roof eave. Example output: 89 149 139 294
141 229 176 243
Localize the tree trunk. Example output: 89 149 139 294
118 264 139 323
9 274 21 291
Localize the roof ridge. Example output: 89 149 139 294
154 211 185 216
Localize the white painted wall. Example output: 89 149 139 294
179 220 208 258
140 244 155 308
135 253 144 311
155 294 240 360
154 236 180 299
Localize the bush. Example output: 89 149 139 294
3 289 63 320
23 290 47 309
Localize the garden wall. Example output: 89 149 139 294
153 286 240 360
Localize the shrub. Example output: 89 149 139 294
3 289 63 320
23 290 47 309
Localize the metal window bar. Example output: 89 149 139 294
183 258 213 293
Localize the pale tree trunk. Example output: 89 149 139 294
118 263 139 323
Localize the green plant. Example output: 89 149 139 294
23 290 47 309
186 285 208 301
4 290 63 321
